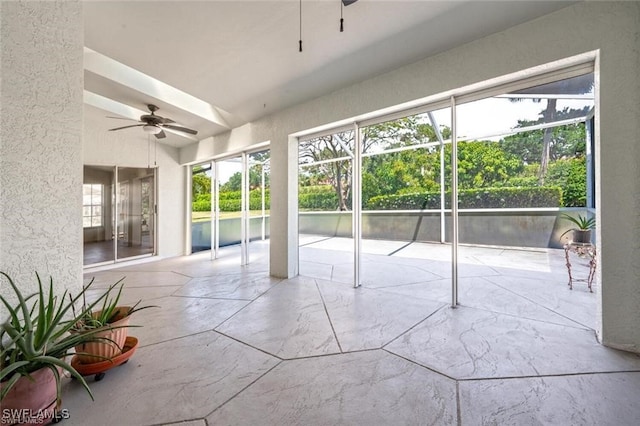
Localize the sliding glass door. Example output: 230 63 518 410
190 147 271 266
116 167 156 260
83 165 156 266
248 150 271 262
191 163 213 253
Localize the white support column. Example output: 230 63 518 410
353 123 362 288
269 135 299 278
450 96 459 308
0 1 84 298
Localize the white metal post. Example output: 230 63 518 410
213 161 220 259
586 113 595 209
114 166 119 261
241 153 249 266
353 123 362 288
450 96 459 308
261 162 266 240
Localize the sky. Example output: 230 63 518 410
432 96 593 142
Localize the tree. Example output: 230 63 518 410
501 115 587 164
299 117 448 210
299 131 354 210
445 141 524 189
220 172 242 192
192 167 211 199
362 148 439 206
509 73 593 184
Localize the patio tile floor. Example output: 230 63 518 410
62 238 640 425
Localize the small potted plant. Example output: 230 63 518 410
0 272 126 425
560 212 595 244
70 278 155 364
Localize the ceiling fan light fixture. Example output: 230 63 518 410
143 124 161 135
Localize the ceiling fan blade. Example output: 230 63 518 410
162 124 198 135
342 0 358 6
108 124 144 131
154 130 167 139
107 116 137 121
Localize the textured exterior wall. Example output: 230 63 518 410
182 2 640 352
0 1 84 306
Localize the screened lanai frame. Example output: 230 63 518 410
297 59 596 305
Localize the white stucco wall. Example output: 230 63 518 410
83 106 186 259
0 1 84 307
181 2 640 352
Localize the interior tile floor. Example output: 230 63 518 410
83 237 154 265
63 238 640 425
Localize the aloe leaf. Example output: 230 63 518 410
32 355 94 401
0 371 23 401
0 360 29 382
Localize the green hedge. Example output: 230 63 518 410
298 185 339 210
299 191 338 210
367 186 563 210
299 185 334 195
197 186 564 212
192 189 270 212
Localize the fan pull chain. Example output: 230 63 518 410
299 0 303 52
340 1 344 32
147 134 151 169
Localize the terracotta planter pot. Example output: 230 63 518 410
0 367 58 425
74 307 131 364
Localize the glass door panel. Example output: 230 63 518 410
248 150 270 264
217 157 244 261
116 167 156 260
191 163 213 253
83 165 116 266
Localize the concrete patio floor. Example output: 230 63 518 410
62 238 640 425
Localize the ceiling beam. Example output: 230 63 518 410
84 47 231 129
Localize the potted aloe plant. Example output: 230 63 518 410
560 212 595 244
0 272 126 425
70 278 155 364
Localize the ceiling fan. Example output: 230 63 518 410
108 104 198 139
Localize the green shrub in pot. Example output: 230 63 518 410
0 272 127 421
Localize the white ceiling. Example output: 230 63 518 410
83 0 576 148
